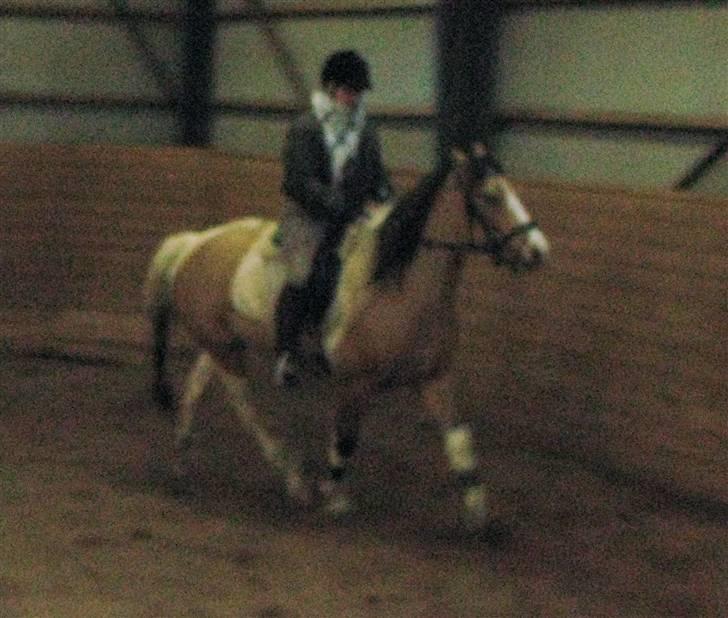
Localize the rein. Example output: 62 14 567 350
423 221 539 253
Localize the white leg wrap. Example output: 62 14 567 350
176 354 214 439
327 442 345 470
444 425 491 528
463 485 489 529
444 425 477 474
319 479 353 517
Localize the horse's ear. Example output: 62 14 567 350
472 142 488 157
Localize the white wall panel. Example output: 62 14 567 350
213 115 289 157
378 124 435 171
496 129 716 191
696 158 728 195
497 6 727 118
215 16 435 109
0 108 179 144
215 24 299 104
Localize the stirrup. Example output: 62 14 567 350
274 351 302 388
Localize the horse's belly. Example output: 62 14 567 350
173 219 270 346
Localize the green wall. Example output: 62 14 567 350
0 3 725 194
494 5 727 192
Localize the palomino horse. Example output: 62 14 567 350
145 144 549 533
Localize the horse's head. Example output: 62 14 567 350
451 143 550 272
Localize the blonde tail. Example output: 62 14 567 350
144 232 199 409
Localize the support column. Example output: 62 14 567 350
436 0 504 157
181 0 216 146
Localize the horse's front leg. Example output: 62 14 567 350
421 370 492 531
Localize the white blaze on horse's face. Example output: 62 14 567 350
461 146 550 272
485 176 550 270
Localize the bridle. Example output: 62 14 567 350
464 190 540 265
422 155 540 265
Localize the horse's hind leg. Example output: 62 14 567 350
319 399 363 517
173 352 214 480
216 368 311 506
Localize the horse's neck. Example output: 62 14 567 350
328 175 467 372
396 179 469 311
372 165 451 283
421 176 470 247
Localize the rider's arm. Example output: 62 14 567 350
340 126 392 211
282 121 344 223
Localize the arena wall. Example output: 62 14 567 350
0 143 724 509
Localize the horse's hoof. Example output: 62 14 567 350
286 473 313 507
319 480 354 518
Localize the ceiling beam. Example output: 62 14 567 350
242 1 309 105
674 139 728 191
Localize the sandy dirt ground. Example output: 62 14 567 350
0 354 726 617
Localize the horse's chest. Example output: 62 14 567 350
340 297 449 379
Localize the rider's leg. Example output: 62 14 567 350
273 282 310 386
273 222 346 386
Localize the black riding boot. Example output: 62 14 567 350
273 283 309 387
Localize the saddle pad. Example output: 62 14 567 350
228 203 393 353
230 220 287 325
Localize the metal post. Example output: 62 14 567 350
108 0 180 103
674 138 728 191
244 0 309 106
436 0 504 159
181 0 216 146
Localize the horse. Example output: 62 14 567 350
144 143 550 534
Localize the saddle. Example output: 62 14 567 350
230 203 393 357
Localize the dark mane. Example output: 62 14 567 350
372 162 452 283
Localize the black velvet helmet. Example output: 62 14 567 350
320 50 371 92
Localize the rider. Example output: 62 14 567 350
274 50 392 386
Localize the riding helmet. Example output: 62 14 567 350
321 50 371 92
